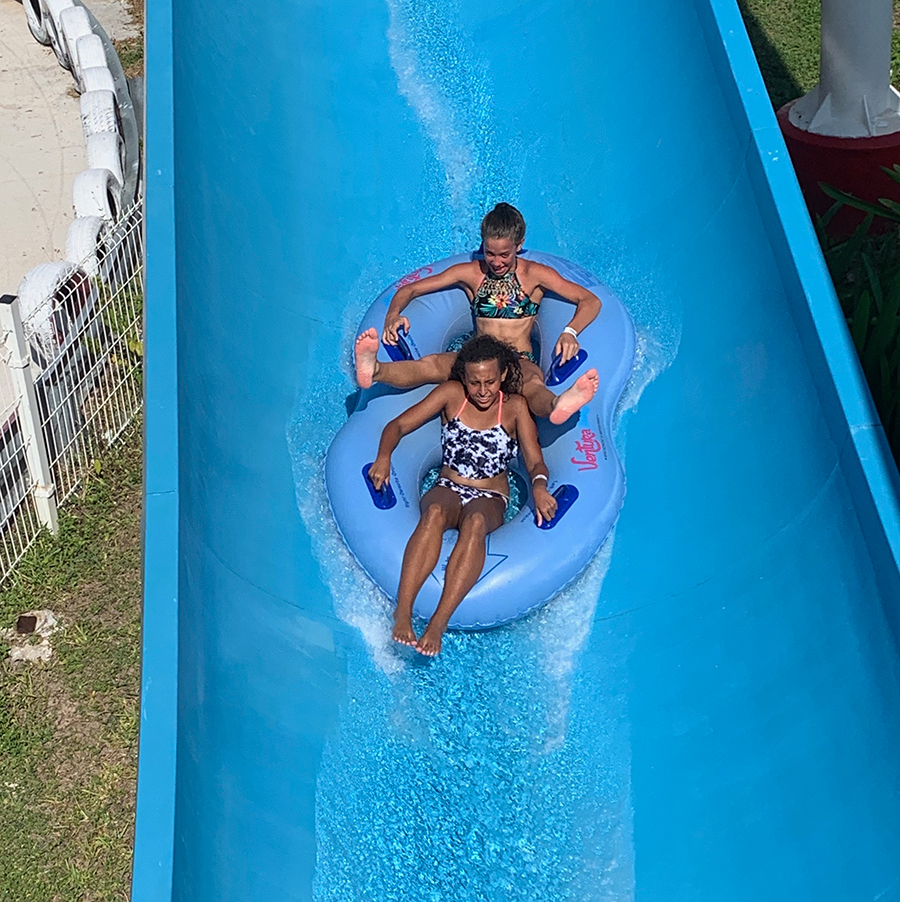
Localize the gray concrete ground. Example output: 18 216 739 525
85 0 136 42
0 0 135 296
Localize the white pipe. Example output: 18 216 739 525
789 0 900 138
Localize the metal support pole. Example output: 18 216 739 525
789 0 900 137
0 295 59 534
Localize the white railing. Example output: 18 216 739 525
0 202 143 581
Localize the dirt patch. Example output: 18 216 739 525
113 37 143 79
113 0 144 79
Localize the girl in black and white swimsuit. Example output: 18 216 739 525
436 389 518 509
368 335 557 657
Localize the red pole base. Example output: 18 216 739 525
777 99 900 235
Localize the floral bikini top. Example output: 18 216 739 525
471 268 540 319
441 393 518 479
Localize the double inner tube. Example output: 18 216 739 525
326 250 636 629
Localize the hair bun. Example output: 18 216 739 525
480 203 526 245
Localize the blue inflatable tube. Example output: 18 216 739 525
325 251 635 629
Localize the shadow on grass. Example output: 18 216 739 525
737 1 804 109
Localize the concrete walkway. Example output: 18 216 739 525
0 0 136 296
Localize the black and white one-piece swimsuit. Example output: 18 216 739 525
437 392 518 508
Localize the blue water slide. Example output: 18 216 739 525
133 0 900 899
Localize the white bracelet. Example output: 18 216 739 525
562 326 578 338
531 474 548 485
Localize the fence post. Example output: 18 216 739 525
0 295 59 534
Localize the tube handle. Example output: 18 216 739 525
363 464 397 509
382 326 415 362
545 349 588 386
535 484 579 529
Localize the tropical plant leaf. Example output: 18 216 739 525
866 271 900 364
814 216 827 245
817 200 843 233
819 183 900 222
879 357 892 411
827 214 875 280
850 290 871 349
862 253 883 311
877 197 900 217
891 338 900 376
819 178 900 467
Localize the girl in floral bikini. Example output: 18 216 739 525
354 203 601 425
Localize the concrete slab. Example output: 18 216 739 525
86 0 138 42
0 0 84 295
0 0 137 296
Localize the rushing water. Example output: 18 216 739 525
285 0 680 897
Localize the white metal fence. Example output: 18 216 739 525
0 202 143 580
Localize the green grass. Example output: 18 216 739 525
112 0 144 80
738 0 821 108
739 0 900 109
112 37 143 80
0 431 142 902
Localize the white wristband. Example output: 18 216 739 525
562 326 578 338
531 474 548 485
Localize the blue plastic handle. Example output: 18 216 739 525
535 484 579 529
382 326 415 362
362 464 397 510
545 349 588 386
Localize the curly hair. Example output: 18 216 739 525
449 334 523 395
480 203 526 245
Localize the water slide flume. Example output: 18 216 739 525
135 0 900 896
325 251 636 629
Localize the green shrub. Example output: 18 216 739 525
816 194 900 464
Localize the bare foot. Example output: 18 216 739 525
415 623 445 657
392 614 418 647
355 328 380 389
549 368 599 425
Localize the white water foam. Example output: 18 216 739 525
290 1 682 896
504 324 672 753
385 0 525 247
386 1 476 237
289 261 412 676
291 314 667 686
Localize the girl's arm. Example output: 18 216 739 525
383 263 476 343
513 399 558 526
368 383 459 489
534 263 602 363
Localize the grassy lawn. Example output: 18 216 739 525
739 0 900 108
738 0 821 108
0 433 141 902
112 0 144 80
